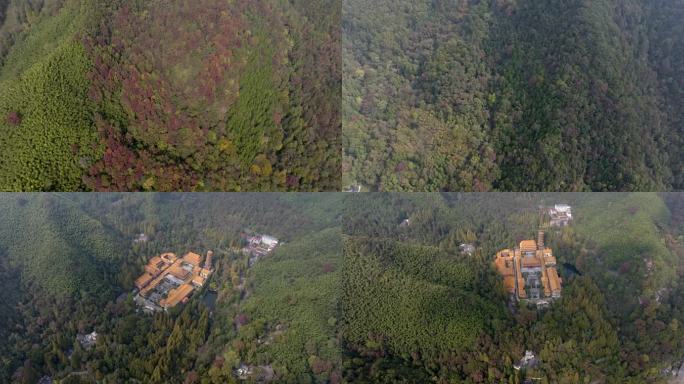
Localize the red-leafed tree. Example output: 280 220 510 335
6 111 21 126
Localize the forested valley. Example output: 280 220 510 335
2 192 684 383
343 0 684 192
0 0 340 191
0 193 343 383
341 193 684 383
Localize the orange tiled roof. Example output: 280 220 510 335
541 273 551 295
521 255 542 267
137 251 215 308
162 283 194 308
144 256 165 275
183 252 202 266
494 250 518 293
520 240 537 252
135 273 154 289
192 275 206 286
495 237 562 301
168 263 190 280
547 268 562 292
140 276 163 297
494 257 513 274
518 277 528 298
503 276 516 293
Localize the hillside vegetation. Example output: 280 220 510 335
0 193 343 383
0 194 121 297
343 0 684 191
341 193 684 383
0 0 340 191
342 238 500 357
239 227 342 381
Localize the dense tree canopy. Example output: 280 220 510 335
341 193 684 383
1 193 683 382
0 193 343 383
343 0 684 191
0 0 340 191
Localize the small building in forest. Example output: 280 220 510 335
245 234 279 251
76 331 98 350
547 204 573 227
459 243 475 255
344 185 362 193
260 235 279 249
242 233 280 267
513 350 539 370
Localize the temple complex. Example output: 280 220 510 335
494 231 562 305
134 250 214 311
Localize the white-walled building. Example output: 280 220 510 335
548 204 573 227
261 235 279 249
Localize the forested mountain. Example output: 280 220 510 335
343 0 684 192
341 193 684 382
2 193 684 382
0 0 340 192
0 193 343 383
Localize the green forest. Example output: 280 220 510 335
1 192 684 382
343 0 684 192
0 0 340 191
341 193 684 383
0 193 343 383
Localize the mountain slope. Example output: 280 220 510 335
0 194 121 297
343 0 684 191
341 193 684 382
0 193 344 383
0 0 100 191
239 227 342 381
342 238 502 357
0 0 340 191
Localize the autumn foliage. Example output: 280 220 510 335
5 111 21 126
0 0 339 191
82 0 340 191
